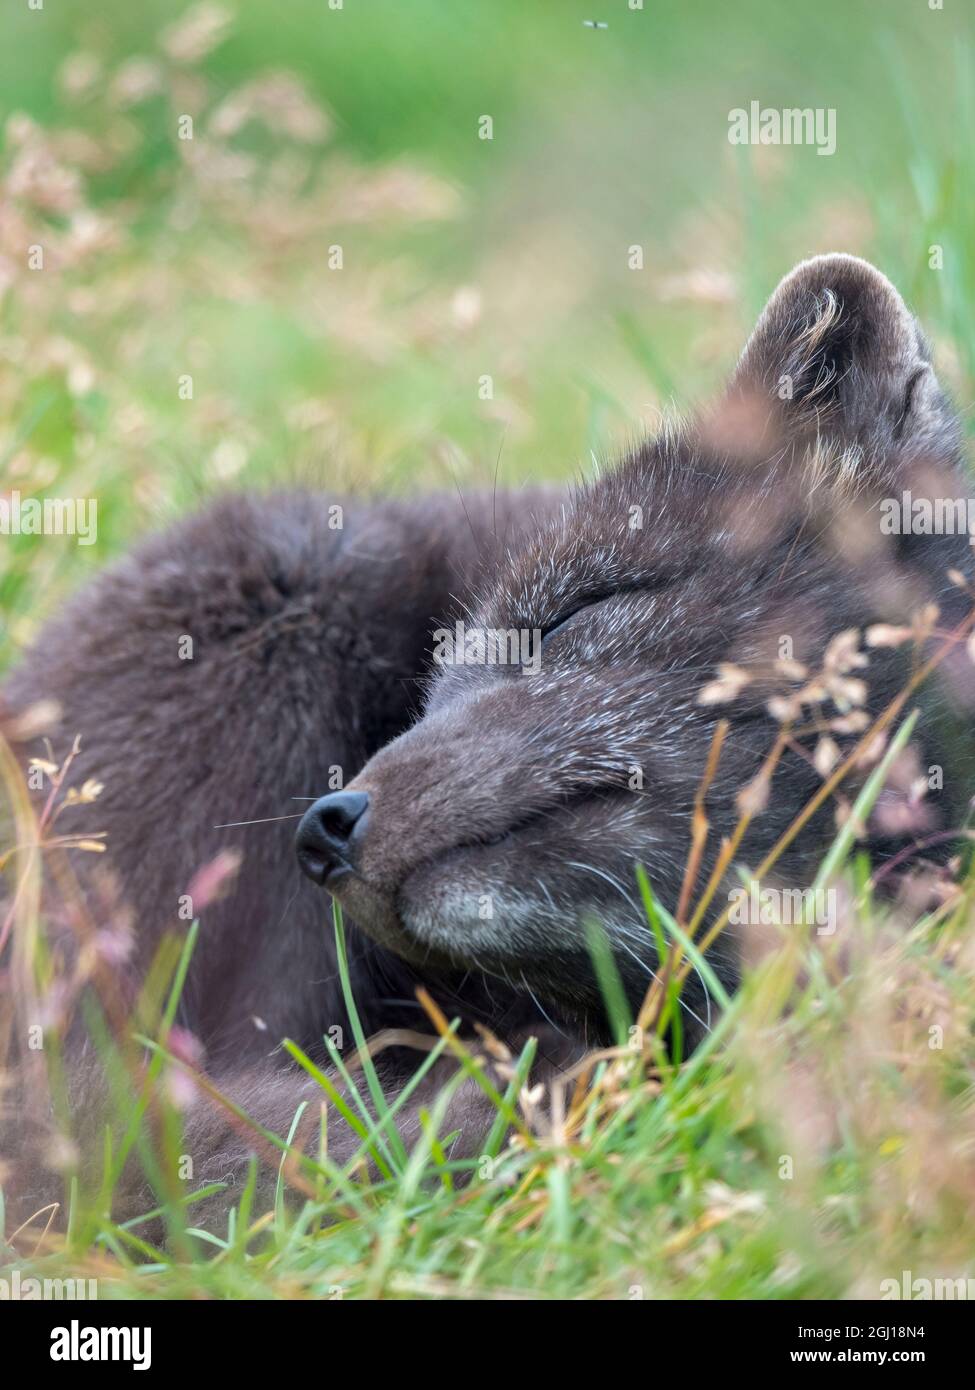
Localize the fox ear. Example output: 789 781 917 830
730 254 960 466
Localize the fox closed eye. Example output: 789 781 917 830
540 588 639 643
539 575 680 646
541 600 603 644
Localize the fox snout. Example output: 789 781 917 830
293 697 538 921
295 791 370 888
288 672 694 1019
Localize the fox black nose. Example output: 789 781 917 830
295 791 369 887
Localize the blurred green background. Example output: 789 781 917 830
1 0 972 662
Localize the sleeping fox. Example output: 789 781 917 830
2 254 973 1232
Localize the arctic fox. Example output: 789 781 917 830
2 255 972 1230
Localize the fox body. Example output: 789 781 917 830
2 255 973 1229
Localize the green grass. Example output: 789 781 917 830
5 827 975 1301
2 0 975 1299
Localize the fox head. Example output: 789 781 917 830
296 255 973 1036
